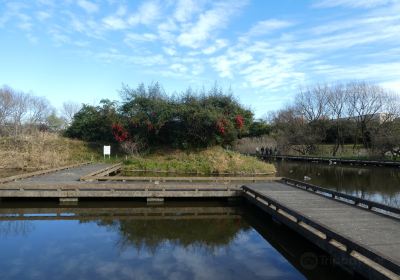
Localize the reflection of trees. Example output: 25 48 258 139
95 217 249 253
276 161 400 207
0 221 34 237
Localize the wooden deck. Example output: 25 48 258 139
1 163 400 279
0 163 256 199
243 181 400 280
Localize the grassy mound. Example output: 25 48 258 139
0 133 100 170
123 146 276 175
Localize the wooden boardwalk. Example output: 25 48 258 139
1 163 400 279
243 181 400 280
0 163 250 200
260 154 400 167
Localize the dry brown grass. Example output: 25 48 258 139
0 132 100 170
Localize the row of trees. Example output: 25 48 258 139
0 86 81 136
270 81 400 158
65 83 268 152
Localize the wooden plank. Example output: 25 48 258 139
79 163 122 181
243 182 400 280
89 176 281 182
0 162 92 184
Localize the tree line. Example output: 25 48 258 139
65 83 270 153
0 85 81 137
269 81 400 158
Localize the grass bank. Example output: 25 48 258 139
0 132 100 171
123 146 276 175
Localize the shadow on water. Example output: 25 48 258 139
274 160 400 208
0 200 360 280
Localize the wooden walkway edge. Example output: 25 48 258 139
242 182 400 280
1 163 399 279
0 162 92 184
259 155 400 168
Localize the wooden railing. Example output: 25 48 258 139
242 186 400 279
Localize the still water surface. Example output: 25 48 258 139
275 161 400 208
0 201 354 280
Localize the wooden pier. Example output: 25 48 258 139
243 181 400 280
0 163 248 200
260 154 400 167
1 163 399 279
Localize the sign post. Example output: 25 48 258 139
103 145 111 159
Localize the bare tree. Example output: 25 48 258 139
1 86 55 136
62 101 81 125
297 84 330 122
10 90 30 136
27 95 52 125
346 81 386 148
272 106 323 155
370 93 400 158
0 86 14 132
326 83 348 155
270 81 399 157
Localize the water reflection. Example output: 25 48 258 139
0 201 355 280
275 161 400 207
0 221 34 237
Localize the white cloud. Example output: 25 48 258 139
174 0 201 23
116 5 127 16
210 55 234 78
95 50 166 67
170 63 188 73
49 28 71 45
380 80 400 92
26 33 38 44
157 20 178 43
192 64 204 75
102 16 127 30
77 0 99 14
127 1 161 26
202 39 228 54
313 0 396 9
13 13 32 31
36 11 51 21
177 1 248 48
162 46 177 56
245 19 294 37
102 1 161 30
124 33 158 45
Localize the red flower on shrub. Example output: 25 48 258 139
216 119 227 135
235 115 244 129
146 121 154 131
112 123 128 142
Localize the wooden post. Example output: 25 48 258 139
59 197 78 205
147 197 164 204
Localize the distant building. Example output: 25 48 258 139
336 113 396 124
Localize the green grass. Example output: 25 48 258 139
123 146 276 175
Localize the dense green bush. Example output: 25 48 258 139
66 83 255 149
64 99 119 143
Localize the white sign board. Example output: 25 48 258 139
103 146 111 158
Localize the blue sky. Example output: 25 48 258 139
1 0 399 117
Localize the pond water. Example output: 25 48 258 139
0 201 355 280
274 160 400 208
